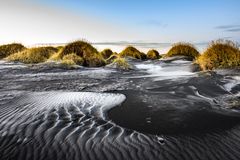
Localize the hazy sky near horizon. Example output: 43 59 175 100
0 0 240 45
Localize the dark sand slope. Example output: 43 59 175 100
0 58 240 160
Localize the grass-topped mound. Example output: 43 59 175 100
7 47 58 64
56 46 64 51
100 49 114 59
197 40 240 70
0 43 26 59
107 56 132 70
119 46 146 60
50 40 105 67
62 53 84 66
52 41 98 59
106 52 119 63
147 49 161 60
112 57 131 70
166 43 200 60
84 53 106 67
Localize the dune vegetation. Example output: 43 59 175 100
147 49 161 60
107 54 132 70
83 53 106 67
105 52 119 63
56 46 64 51
50 41 98 60
0 43 26 59
112 57 131 70
62 53 84 66
50 40 105 67
100 49 114 59
61 59 76 66
7 47 58 64
119 46 147 60
197 40 240 70
165 43 200 60
3 39 240 71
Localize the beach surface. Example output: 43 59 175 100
0 58 239 160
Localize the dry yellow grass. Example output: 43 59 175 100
62 53 84 65
147 49 161 59
61 59 76 66
50 40 105 67
5 40 238 70
165 42 200 60
0 43 26 59
110 57 131 70
115 58 130 69
119 46 146 60
197 40 240 70
100 49 114 59
106 52 119 63
56 40 98 58
84 53 106 67
7 47 58 64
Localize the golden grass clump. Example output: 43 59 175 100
84 53 106 67
166 42 200 60
0 43 26 59
56 46 64 51
147 49 161 59
110 57 131 70
61 59 76 66
119 46 146 60
56 40 98 59
50 40 105 67
7 47 58 64
106 52 119 63
197 40 240 70
62 53 84 65
100 49 114 59
113 57 131 70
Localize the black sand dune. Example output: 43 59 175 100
0 59 239 160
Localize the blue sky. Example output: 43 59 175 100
0 0 240 44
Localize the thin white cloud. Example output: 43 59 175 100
215 25 240 32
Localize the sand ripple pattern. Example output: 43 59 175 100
1 92 240 160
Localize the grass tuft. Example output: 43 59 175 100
84 53 106 67
119 46 146 60
110 57 131 70
62 53 84 65
7 47 58 64
61 59 76 66
56 46 64 51
147 49 161 59
165 42 200 60
106 52 119 63
57 40 98 58
100 49 114 59
197 40 240 70
0 43 26 59
50 40 105 67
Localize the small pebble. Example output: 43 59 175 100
156 136 165 145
